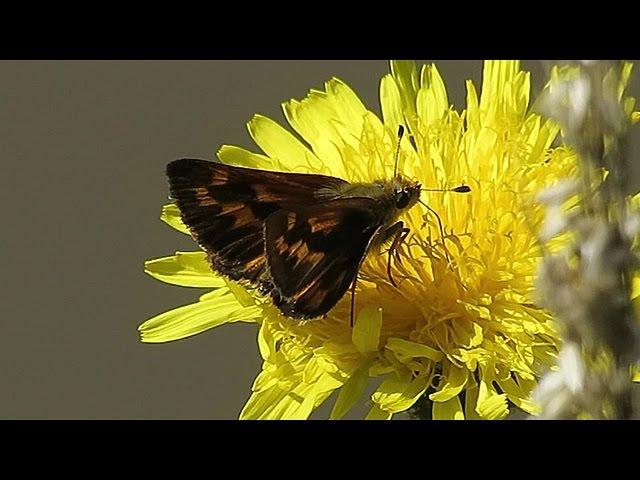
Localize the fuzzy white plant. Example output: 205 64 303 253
533 61 640 419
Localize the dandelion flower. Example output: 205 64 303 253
142 60 590 419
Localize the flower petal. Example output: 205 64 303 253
240 386 288 420
497 376 539 414
632 275 640 300
290 373 343 420
247 114 321 172
371 370 430 414
386 337 443 362
432 395 464 420
464 381 482 420
365 404 393 420
330 363 371 420
224 278 257 307
282 78 368 175
429 363 468 402
416 64 449 126
139 291 261 343
390 60 419 116
465 80 480 131
476 362 509 419
324 77 368 131
144 251 225 288
161 204 189 235
380 74 404 130
217 144 273 169
257 321 276 360
352 306 383 354
476 392 509 419
480 60 521 113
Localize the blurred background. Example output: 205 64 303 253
1 60 639 419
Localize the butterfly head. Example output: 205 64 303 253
392 176 422 212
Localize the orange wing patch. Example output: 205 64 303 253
308 216 339 233
193 187 217 206
209 168 229 186
287 212 297 231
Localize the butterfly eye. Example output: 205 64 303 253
395 189 411 209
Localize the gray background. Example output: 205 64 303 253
2 60 638 419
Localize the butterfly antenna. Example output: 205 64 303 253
393 125 404 178
422 185 471 193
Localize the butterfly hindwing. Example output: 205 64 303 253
166 158 347 283
264 198 383 319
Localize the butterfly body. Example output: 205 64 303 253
166 158 422 320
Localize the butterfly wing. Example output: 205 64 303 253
264 198 383 319
166 158 347 283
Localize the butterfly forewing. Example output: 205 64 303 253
166 158 347 283
264 198 383 319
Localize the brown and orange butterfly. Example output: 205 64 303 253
166 127 469 323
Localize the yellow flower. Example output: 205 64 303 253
141 60 586 419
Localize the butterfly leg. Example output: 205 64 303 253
385 221 411 288
420 202 451 265
350 274 357 328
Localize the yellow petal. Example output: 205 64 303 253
240 385 288 420
380 74 404 130
144 251 224 288
224 278 256 307
618 62 634 99
352 306 383 354
290 374 343 420
429 363 468 402
139 292 261 343
632 274 640 300
371 370 430 414
330 363 371 420
161 204 189 235
282 78 367 175
432 395 464 420
632 111 640 125
390 60 419 114
198 288 233 302
365 404 393 420
289 394 317 420
476 392 509 419
497 376 539 414
623 98 636 119
481 61 520 107
324 77 368 132
247 114 321 172
217 144 273 169
386 337 443 362
476 363 509 419
256 370 344 421
417 64 449 126
464 381 482 420
257 321 276 360
465 80 480 131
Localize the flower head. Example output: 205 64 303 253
141 60 581 419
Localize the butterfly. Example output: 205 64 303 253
166 127 469 323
